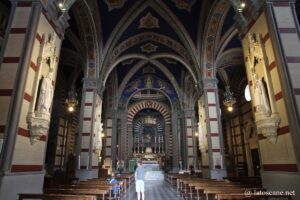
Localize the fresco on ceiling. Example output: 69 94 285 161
104 0 127 11
172 0 196 12
139 12 160 29
120 74 178 106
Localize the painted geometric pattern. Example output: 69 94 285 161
140 43 158 54
104 0 127 11
121 75 178 103
139 12 160 29
127 101 171 124
172 0 196 12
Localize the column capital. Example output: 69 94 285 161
203 78 218 90
43 0 74 36
183 109 194 116
83 77 105 97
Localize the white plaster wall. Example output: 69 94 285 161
0 173 44 200
12 135 46 165
3 34 25 57
11 7 31 27
0 98 10 125
0 64 18 88
273 7 295 28
207 92 216 104
82 121 91 133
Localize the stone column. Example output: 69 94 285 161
103 116 113 174
198 96 210 175
177 112 187 168
76 78 101 180
171 111 180 171
202 78 227 179
258 0 300 194
184 109 197 169
0 0 68 199
110 110 118 170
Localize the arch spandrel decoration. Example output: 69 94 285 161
127 101 171 125
121 75 178 101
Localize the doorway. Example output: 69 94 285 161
251 148 261 176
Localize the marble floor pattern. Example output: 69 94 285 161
122 180 184 200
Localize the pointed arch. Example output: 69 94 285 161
201 0 231 78
127 101 171 125
100 0 200 84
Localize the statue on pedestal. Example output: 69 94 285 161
247 32 281 144
248 33 271 117
37 70 54 113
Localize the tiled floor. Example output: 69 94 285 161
122 180 184 200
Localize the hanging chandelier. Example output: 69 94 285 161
65 86 78 112
238 0 246 12
223 86 236 112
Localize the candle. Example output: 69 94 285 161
86 155 89 169
78 155 80 169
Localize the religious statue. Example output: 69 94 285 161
35 33 57 113
252 72 271 116
247 33 271 117
42 33 57 71
116 160 124 174
145 75 153 88
37 70 54 113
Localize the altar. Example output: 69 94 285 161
142 160 164 181
133 147 165 168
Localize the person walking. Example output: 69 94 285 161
135 160 146 200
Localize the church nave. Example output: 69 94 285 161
123 180 183 200
0 0 300 199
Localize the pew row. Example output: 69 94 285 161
18 193 96 200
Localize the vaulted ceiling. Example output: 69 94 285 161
59 0 247 111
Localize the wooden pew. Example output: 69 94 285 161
203 187 268 200
188 181 242 200
203 187 247 200
223 176 262 187
216 192 293 200
44 188 109 200
215 193 257 200
60 183 121 200
84 178 126 197
18 193 96 200
177 177 222 199
59 184 112 190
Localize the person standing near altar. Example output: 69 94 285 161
135 160 146 200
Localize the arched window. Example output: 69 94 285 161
244 84 251 102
